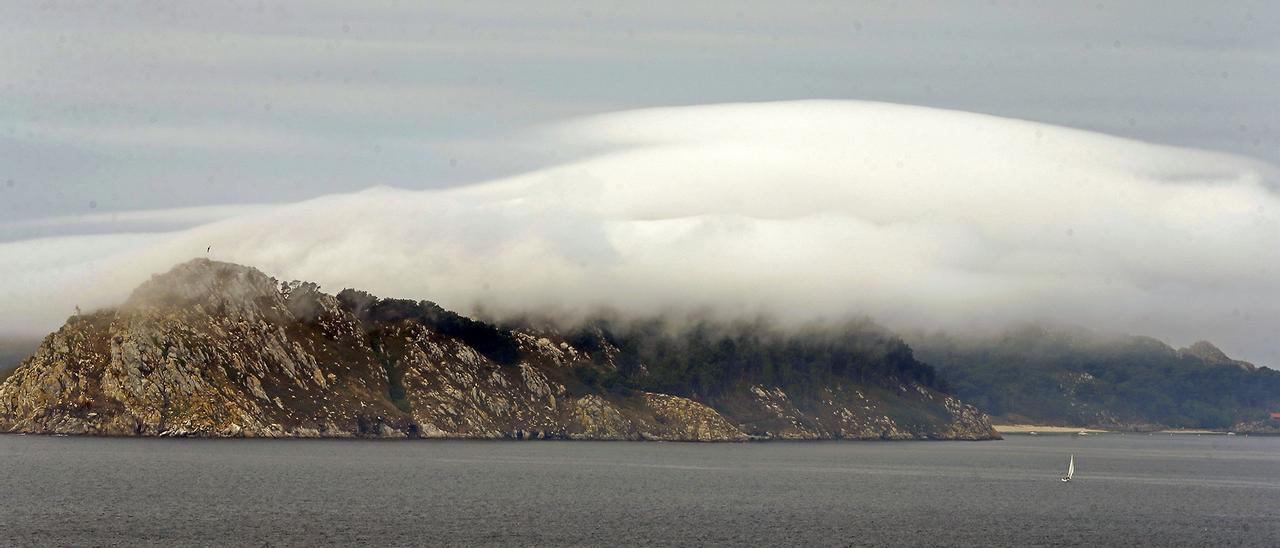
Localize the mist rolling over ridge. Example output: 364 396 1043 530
1 100 1277 365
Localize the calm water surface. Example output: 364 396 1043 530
1 434 1277 546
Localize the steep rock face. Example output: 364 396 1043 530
0 259 997 440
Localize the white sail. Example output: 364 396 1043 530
1066 454 1074 479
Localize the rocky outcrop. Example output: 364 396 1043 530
1232 417 1280 435
0 259 998 440
1179 341 1257 371
706 383 994 441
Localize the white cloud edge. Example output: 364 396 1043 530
0 100 1276 366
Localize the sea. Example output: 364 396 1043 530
1 433 1277 546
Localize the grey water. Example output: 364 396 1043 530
2 434 1278 547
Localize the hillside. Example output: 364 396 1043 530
0 259 996 440
908 325 1280 431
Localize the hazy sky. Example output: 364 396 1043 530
2 1 1278 223
1 2 1278 365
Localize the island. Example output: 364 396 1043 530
0 259 998 440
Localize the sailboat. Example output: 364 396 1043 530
1061 454 1075 482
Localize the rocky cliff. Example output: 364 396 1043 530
0 259 997 440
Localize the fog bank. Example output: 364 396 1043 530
1 101 1277 364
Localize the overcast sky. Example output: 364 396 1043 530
1 2 1278 364
3 1 1278 224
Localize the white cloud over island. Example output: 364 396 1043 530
2 101 1277 364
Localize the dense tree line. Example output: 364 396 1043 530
337 290 521 366
567 317 945 399
909 325 1280 429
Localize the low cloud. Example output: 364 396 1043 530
1 101 1277 364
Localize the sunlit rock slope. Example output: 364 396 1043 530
0 259 997 440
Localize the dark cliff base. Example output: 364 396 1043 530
0 260 999 441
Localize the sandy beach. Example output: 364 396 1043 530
994 424 1110 434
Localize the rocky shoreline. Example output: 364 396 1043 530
0 260 999 441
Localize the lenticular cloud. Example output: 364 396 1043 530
2 101 1278 362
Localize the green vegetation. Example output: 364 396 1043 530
567 317 944 400
909 325 1280 429
337 289 520 366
